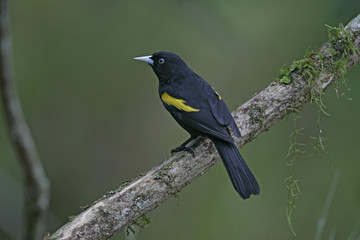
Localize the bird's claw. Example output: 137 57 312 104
171 146 195 157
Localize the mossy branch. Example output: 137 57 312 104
46 14 360 240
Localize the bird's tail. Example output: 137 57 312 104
211 138 260 199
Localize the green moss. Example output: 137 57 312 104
68 215 77 222
326 24 358 59
285 176 302 236
325 24 359 94
309 112 331 161
283 114 305 236
277 52 327 115
154 161 173 181
126 214 153 235
43 232 50 240
108 180 131 195
278 24 358 114
286 114 306 165
278 23 359 236
278 57 319 84
134 214 152 228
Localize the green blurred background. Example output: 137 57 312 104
1 1 360 239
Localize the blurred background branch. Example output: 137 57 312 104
47 14 360 240
314 172 340 240
0 0 50 239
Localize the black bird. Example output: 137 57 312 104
134 51 259 199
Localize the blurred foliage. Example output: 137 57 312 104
0 0 360 239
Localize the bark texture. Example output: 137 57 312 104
47 15 360 240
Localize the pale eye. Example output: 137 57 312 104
158 58 165 64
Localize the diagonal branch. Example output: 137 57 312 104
47 14 360 240
0 0 50 239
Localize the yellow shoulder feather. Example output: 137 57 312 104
161 92 200 112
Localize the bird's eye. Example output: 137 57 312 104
158 58 165 64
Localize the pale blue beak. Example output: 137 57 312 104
133 55 154 65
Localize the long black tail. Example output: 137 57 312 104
211 138 260 199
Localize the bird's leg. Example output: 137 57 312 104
171 137 196 156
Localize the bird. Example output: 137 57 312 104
134 51 259 199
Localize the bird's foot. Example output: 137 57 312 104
171 146 195 157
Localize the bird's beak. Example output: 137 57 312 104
133 55 154 65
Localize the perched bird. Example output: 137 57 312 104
134 51 259 199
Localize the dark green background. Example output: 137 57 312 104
1 1 359 239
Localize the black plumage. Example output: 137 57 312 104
134 51 259 199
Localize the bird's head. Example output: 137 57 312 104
134 51 190 82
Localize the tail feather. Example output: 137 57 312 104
211 138 260 199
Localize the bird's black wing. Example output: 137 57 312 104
173 109 234 143
163 77 240 143
207 87 241 138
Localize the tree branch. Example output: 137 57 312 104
47 15 360 240
0 0 50 239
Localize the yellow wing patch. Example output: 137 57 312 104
161 92 200 112
212 87 222 100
